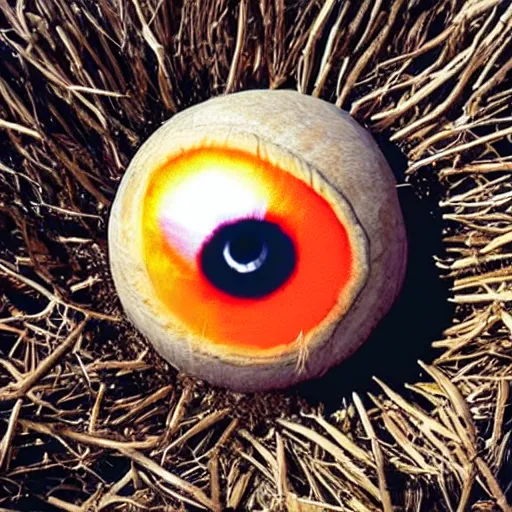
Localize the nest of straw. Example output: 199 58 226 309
0 0 511 510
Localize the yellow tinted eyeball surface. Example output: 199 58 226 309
108 90 407 392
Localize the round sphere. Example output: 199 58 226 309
108 90 407 392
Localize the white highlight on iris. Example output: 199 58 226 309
159 168 268 260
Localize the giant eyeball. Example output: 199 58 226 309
108 90 407 392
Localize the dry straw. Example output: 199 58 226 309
0 0 511 511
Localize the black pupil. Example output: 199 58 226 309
199 219 296 299
229 233 264 265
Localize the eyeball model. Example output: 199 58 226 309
108 90 407 392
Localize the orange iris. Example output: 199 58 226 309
142 146 353 350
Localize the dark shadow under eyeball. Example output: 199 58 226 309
199 219 296 299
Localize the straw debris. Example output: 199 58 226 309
0 0 511 510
